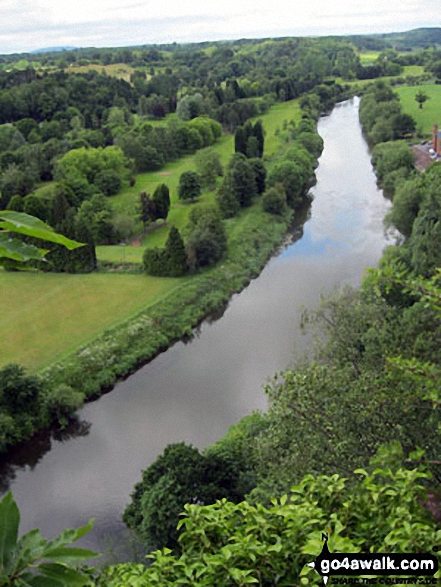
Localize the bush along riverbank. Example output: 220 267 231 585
0 87 338 455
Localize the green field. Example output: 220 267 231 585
2 98 302 371
358 51 381 64
0 271 182 371
396 84 441 135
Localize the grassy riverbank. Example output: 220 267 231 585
41 204 293 398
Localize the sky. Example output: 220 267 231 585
1 0 440 54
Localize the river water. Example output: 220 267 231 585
0 97 395 556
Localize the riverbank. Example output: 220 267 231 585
40 203 293 400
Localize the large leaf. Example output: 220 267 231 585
0 211 83 250
14 529 48 575
42 546 99 564
0 233 48 262
44 519 95 552
0 492 20 574
34 563 90 586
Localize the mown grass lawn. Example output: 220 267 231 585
395 83 441 136
0 271 183 371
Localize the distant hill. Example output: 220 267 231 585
31 46 78 54
348 27 441 51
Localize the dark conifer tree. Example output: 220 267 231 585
164 226 187 276
152 184 170 220
234 126 247 156
51 191 70 225
249 158 267 195
253 120 265 158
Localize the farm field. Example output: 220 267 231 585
0 271 182 371
395 83 441 135
2 98 301 371
358 51 381 63
67 62 137 82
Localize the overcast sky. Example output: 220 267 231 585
1 0 440 54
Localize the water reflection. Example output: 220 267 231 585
0 418 91 493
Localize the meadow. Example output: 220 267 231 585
0 271 183 371
395 83 441 135
2 98 301 372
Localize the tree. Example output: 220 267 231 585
0 492 97 586
123 443 243 550
262 183 288 215
216 175 240 218
152 184 170 220
6 195 23 212
178 171 201 202
253 119 265 157
249 158 267 194
186 205 227 269
226 154 257 208
195 149 223 189
139 192 156 228
164 226 187 276
234 126 247 156
386 177 424 238
94 169 122 196
268 160 305 207
415 90 429 109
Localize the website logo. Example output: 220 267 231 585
306 534 438 585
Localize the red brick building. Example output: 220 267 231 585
433 124 441 155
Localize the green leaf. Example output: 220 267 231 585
0 233 48 262
0 211 83 250
36 563 90 586
44 520 94 553
42 546 99 564
0 492 20 573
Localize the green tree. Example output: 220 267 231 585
216 175 241 218
268 160 305 207
234 125 247 156
186 204 227 269
178 171 201 202
123 443 243 551
415 90 429 109
164 226 187 276
152 184 170 221
386 177 424 238
249 158 267 195
253 119 265 157
226 154 257 208
195 149 223 189
262 183 288 215
94 169 122 196
6 195 23 212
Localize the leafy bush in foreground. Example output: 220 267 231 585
99 456 441 586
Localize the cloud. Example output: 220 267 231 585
0 0 440 53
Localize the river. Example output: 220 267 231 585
0 97 395 557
